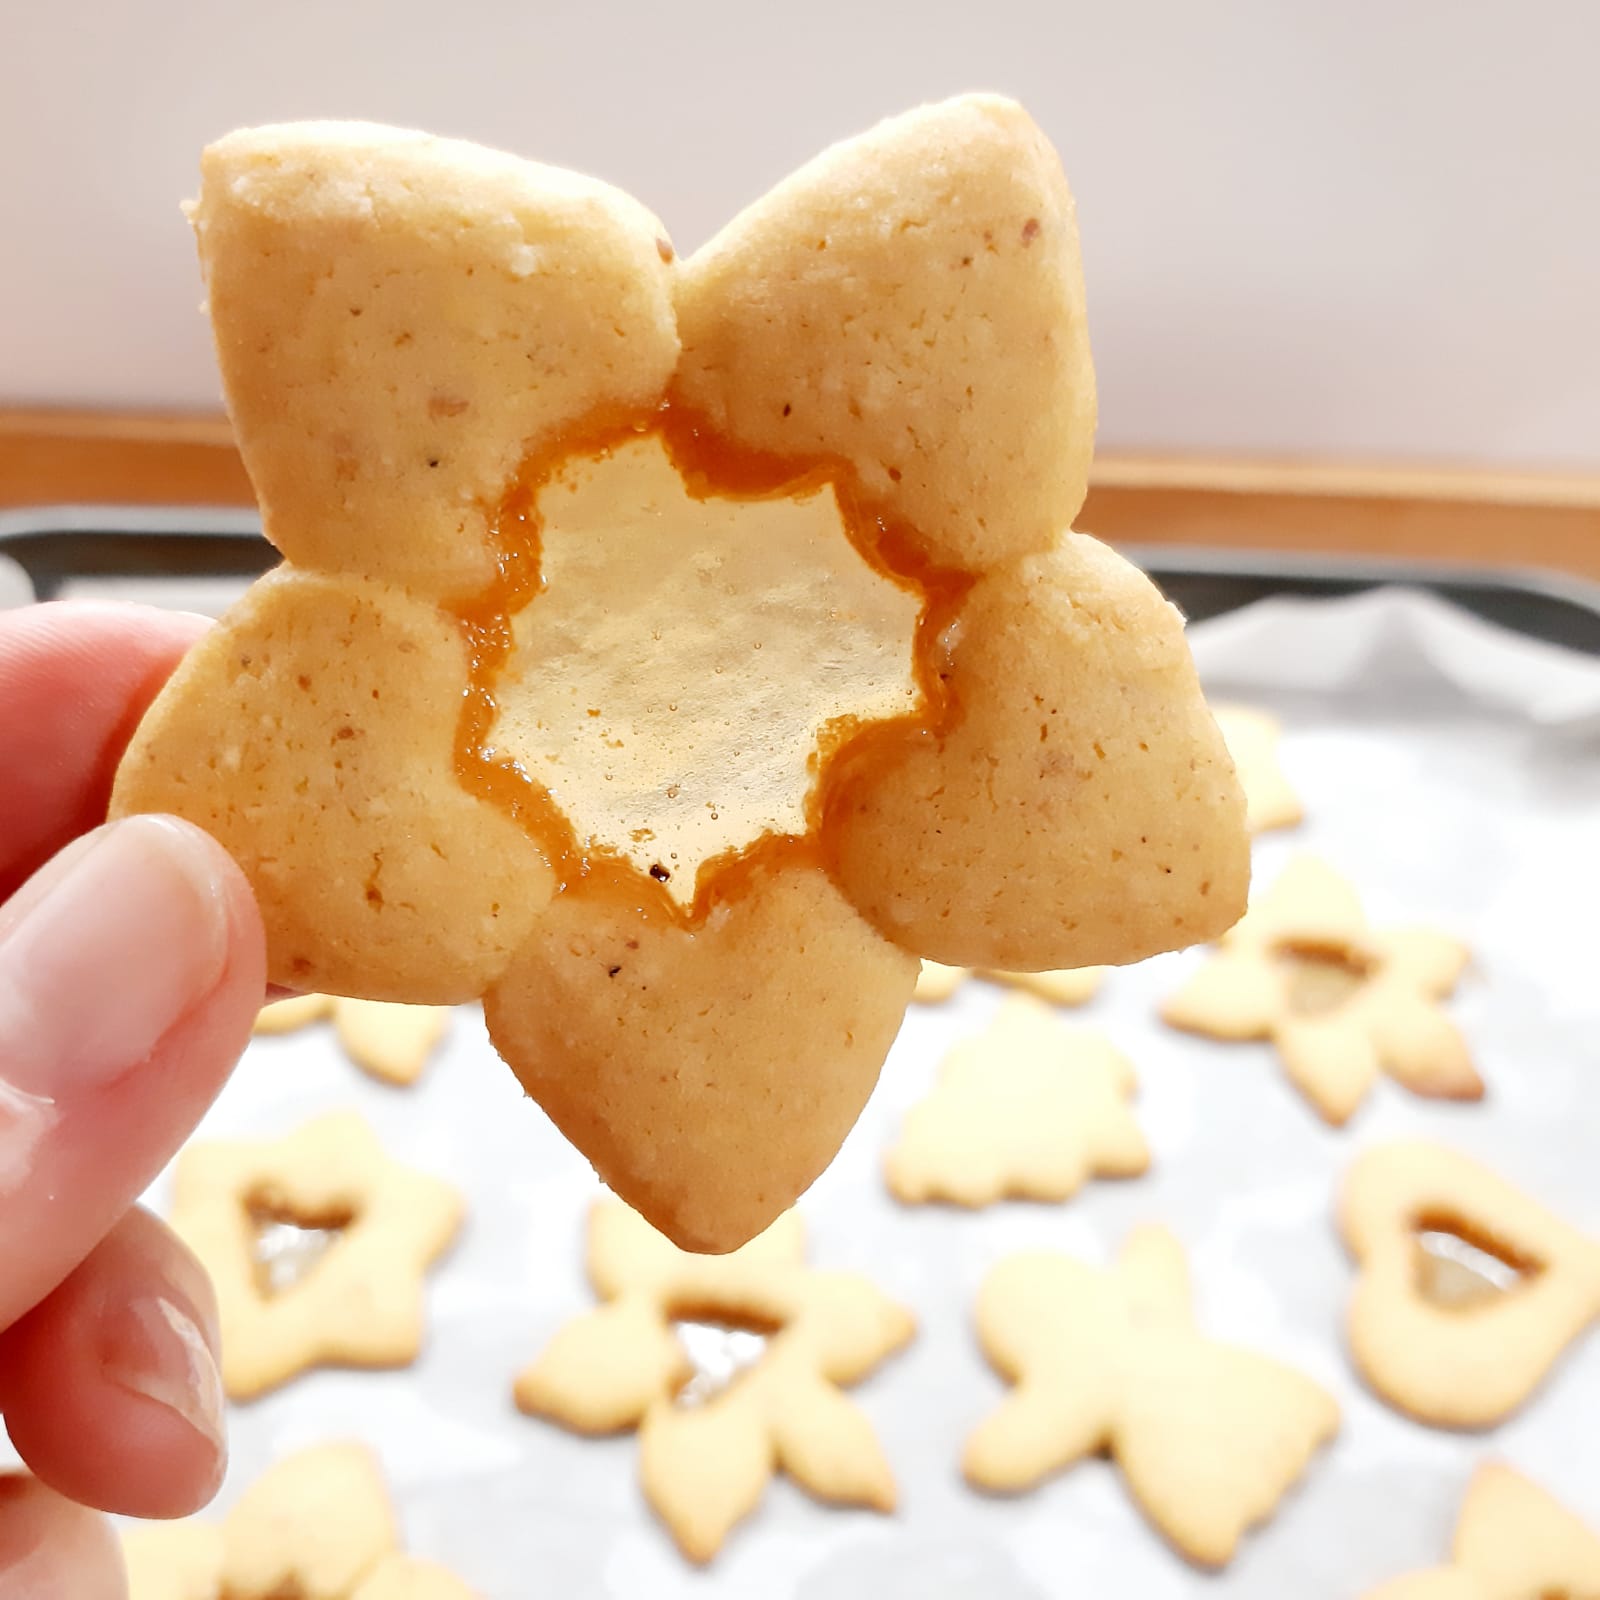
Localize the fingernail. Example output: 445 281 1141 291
102 1296 227 1458
0 816 231 1097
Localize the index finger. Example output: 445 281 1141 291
0 602 211 901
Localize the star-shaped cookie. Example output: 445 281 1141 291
169 1111 463 1398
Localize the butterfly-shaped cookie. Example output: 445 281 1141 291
965 1226 1338 1567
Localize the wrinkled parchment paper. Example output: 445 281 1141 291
35 586 1600 1597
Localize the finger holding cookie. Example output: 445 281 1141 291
0 1207 226 1520
0 602 268 1528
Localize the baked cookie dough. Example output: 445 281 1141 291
912 961 1105 1007
1211 704 1303 834
1362 1463 1600 1600
886 995 1147 1206
170 1111 462 1398
514 1199 913 1562
965 1226 1338 1567
254 993 451 1086
1163 856 1477 1125
120 1441 477 1599
1340 1141 1600 1427
114 96 1247 1250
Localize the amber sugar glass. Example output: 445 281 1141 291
450 390 974 931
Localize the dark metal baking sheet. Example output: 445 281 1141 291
3 504 1598 656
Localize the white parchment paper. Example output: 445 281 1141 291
106 588 1600 1596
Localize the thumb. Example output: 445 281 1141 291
0 814 265 1330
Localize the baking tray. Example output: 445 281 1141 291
5 505 1600 1598
3 503 1600 655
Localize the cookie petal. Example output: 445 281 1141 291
1162 952 1284 1041
194 122 679 601
769 1374 897 1510
588 1200 807 1307
1245 856 1370 948
638 1396 774 1563
1115 1226 1196 1324
1278 1013 1383 1125
1210 705 1303 835
827 534 1249 969
988 966 1106 1006
513 1299 686 1433
789 1272 917 1382
112 569 553 1000
1377 927 1472 996
912 961 969 1004
334 999 451 1086
675 94 1093 570
1367 995 1482 1100
485 862 918 1253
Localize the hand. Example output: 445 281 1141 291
0 602 265 1596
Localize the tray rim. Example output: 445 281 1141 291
4 502 1598 650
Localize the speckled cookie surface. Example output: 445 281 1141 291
113 96 1246 1250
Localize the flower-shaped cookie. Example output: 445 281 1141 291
112 95 1247 1251
514 1199 914 1562
1162 856 1477 1124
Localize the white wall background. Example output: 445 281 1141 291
3 0 1597 466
